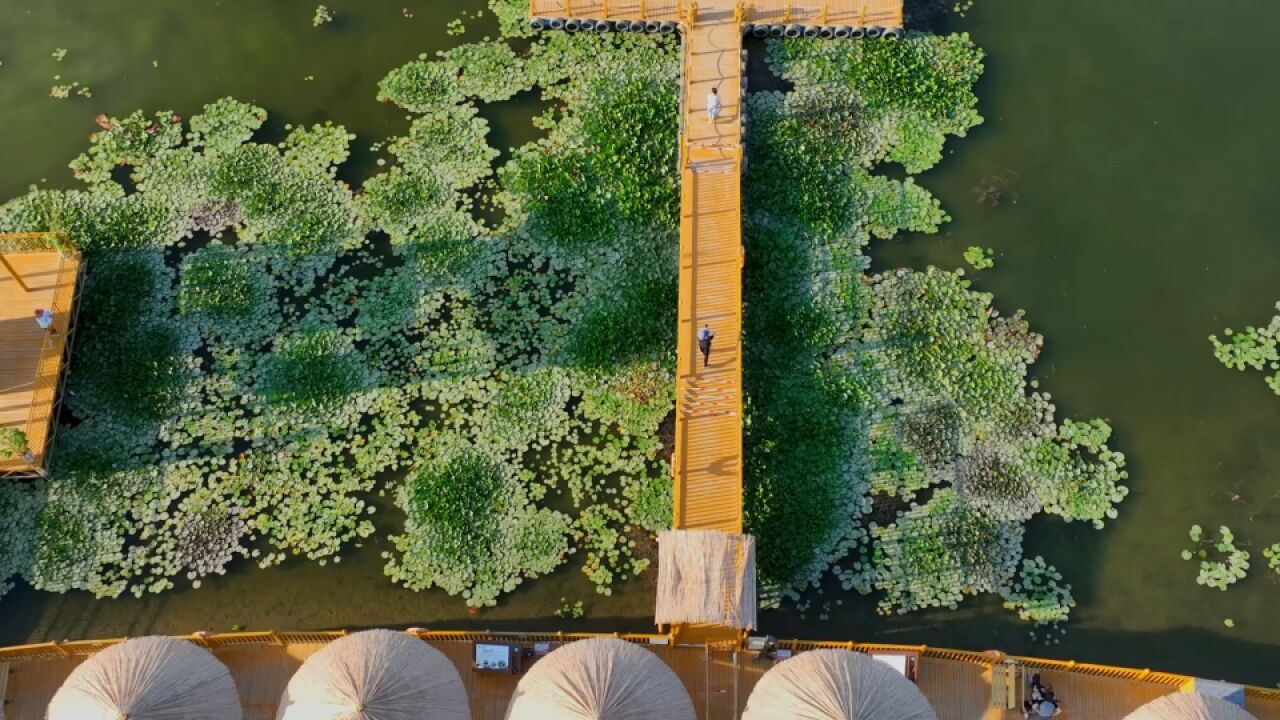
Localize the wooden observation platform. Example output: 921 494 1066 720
530 0 903 644
0 234 81 477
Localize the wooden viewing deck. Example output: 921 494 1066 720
0 245 80 477
2 631 1277 720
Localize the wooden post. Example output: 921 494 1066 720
602 0 609 17
820 1 828 24
784 1 792 23
0 253 30 293
639 0 646 19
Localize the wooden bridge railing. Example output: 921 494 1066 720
4 629 1279 704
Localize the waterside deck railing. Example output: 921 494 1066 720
2 630 1277 720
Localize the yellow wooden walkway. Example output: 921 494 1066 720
674 3 746 536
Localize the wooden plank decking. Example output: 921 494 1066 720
4 637 1279 720
674 2 746 535
0 250 79 476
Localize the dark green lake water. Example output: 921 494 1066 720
1 0 1277 685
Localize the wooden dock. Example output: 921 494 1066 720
0 249 79 476
3 633 1278 720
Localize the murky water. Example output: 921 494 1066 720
1 0 1277 685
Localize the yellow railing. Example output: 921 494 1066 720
0 231 76 257
0 630 678 664
0 629 1258 696
8 628 1280 713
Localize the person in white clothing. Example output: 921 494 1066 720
34 308 54 330
706 86 721 122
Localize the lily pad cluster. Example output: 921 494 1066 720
1000 555 1074 626
1182 524 1250 591
1209 301 1280 395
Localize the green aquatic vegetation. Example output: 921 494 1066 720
0 482 43 599
745 35 1125 625
1000 556 1074 625
554 597 585 619
767 33 983 177
282 122 355 172
190 98 267 155
870 489 1024 613
376 55 465 112
963 245 995 270
387 104 499 191
1209 302 1280 395
69 110 185 185
312 5 333 26
178 243 271 323
1182 524 1250 591
258 327 370 410
1263 543 1280 576
575 504 649 595
386 440 573 607
440 41 528 102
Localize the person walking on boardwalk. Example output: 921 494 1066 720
706 86 721 122
697 324 715 367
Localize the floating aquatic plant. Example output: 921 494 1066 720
385 439 573 607
963 245 994 270
1210 302 1280 396
1182 524 1250 591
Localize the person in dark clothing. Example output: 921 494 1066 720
697 324 715 367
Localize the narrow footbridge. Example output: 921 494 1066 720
530 0 903 643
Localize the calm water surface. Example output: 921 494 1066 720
1 0 1278 684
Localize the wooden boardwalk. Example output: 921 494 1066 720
531 0 906 537
4 634 1279 720
674 2 746 536
0 250 79 476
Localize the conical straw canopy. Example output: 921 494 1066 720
46 635 242 720
504 637 695 720
742 649 937 720
1124 693 1257 720
276 629 469 720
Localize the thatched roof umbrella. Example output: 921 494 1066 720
46 635 242 720
742 649 937 720
276 629 468 720
1123 693 1257 720
504 637 695 720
